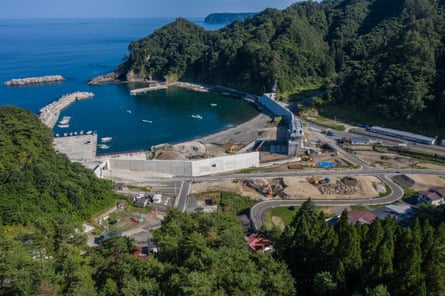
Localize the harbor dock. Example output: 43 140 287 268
130 83 167 95
54 134 98 162
39 91 94 128
5 75 65 86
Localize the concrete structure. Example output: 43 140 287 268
368 126 436 145
106 152 260 177
257 95 304 157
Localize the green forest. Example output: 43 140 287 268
0 106 118 225
0 106 444 294
117 0 445 130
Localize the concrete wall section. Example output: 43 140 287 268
108 152 260 177
191 152 259 176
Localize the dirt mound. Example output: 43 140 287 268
393 174 415 188
341 176 358 186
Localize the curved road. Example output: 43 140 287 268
249 174 403 230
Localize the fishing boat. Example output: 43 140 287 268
191 114 203 120
127 110 132 114
59 116 71 125
58 124 70 128
142 119 152 123
97 144 110 149
86 130 93 135
210 103 217 107
101 137 112 143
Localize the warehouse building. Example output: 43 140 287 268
368 126 436 145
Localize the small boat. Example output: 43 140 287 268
63 133 68 137
74 131 78 135
97 144 110 149
57 124 70 128
55 133 59 137
69 132 73 136
59 116 71 125
142 119 152 123
191 114 203 120
210 103 217 107
101 137 112 143
79 130 84 135
86 130 93 135
127 110 132 114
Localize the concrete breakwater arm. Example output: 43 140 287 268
5 75 65 86
39 92 94 128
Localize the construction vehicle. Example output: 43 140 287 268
309 176 330 185
301 155 313 161
226 145 237 153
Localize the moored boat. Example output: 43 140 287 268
101 137 112 143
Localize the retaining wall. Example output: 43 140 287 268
108 152 260 177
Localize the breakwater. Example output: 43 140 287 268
5 75 65 86
130 83 168 95
39 92 94 128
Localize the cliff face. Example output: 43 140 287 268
204 12 257 24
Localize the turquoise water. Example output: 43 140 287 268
0 18 259 154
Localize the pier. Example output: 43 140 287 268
5 75 65 86
39 91 95 128
130 83 167 95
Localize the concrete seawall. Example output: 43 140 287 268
39 91 94 128
5 75 65 86
107 152 260 177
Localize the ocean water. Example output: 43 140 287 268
0 18 259 154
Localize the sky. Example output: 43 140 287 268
0 0 297 19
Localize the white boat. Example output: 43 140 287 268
142 119 152 123
127 110 132 114
86 130 93 135
97 144 110 149
59 116 71 125
101 137 112 143
63 133 68 136
191 114 203 120
57 124 70 128
69 132 73 136
210 103 217 107
79 130 84 135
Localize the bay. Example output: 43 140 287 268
0 18 259 154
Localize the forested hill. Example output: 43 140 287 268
117 0 445 127
204 12 257 24
0 106 117 225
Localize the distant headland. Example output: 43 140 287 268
204 12 257 24
4 75 65 86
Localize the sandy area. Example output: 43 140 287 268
191 175 384 201
151 113 275 159
407 174 445 191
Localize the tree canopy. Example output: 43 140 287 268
117 0 445 127
0 106 118 225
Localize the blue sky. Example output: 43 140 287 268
0 0 296 19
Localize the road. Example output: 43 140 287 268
175 180 191 212
249 174 404 230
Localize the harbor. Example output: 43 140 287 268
39 91 94 128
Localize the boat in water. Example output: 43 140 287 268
59 116 71 125
101 137 112 143
210 103 217 107
97 144 110 149
191 114 203 120
127 110 132 114
86 130 93 135
58 124 70 128
142 119 152 123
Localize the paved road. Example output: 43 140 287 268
175 180 191 212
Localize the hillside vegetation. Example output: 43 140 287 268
117 0 445 129
0 106 117 225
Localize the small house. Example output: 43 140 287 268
134 198 149 208
350 137 370 145
244 233 274 253
418 187 445 206
348 209 376 225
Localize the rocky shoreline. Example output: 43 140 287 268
5 75 65 86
